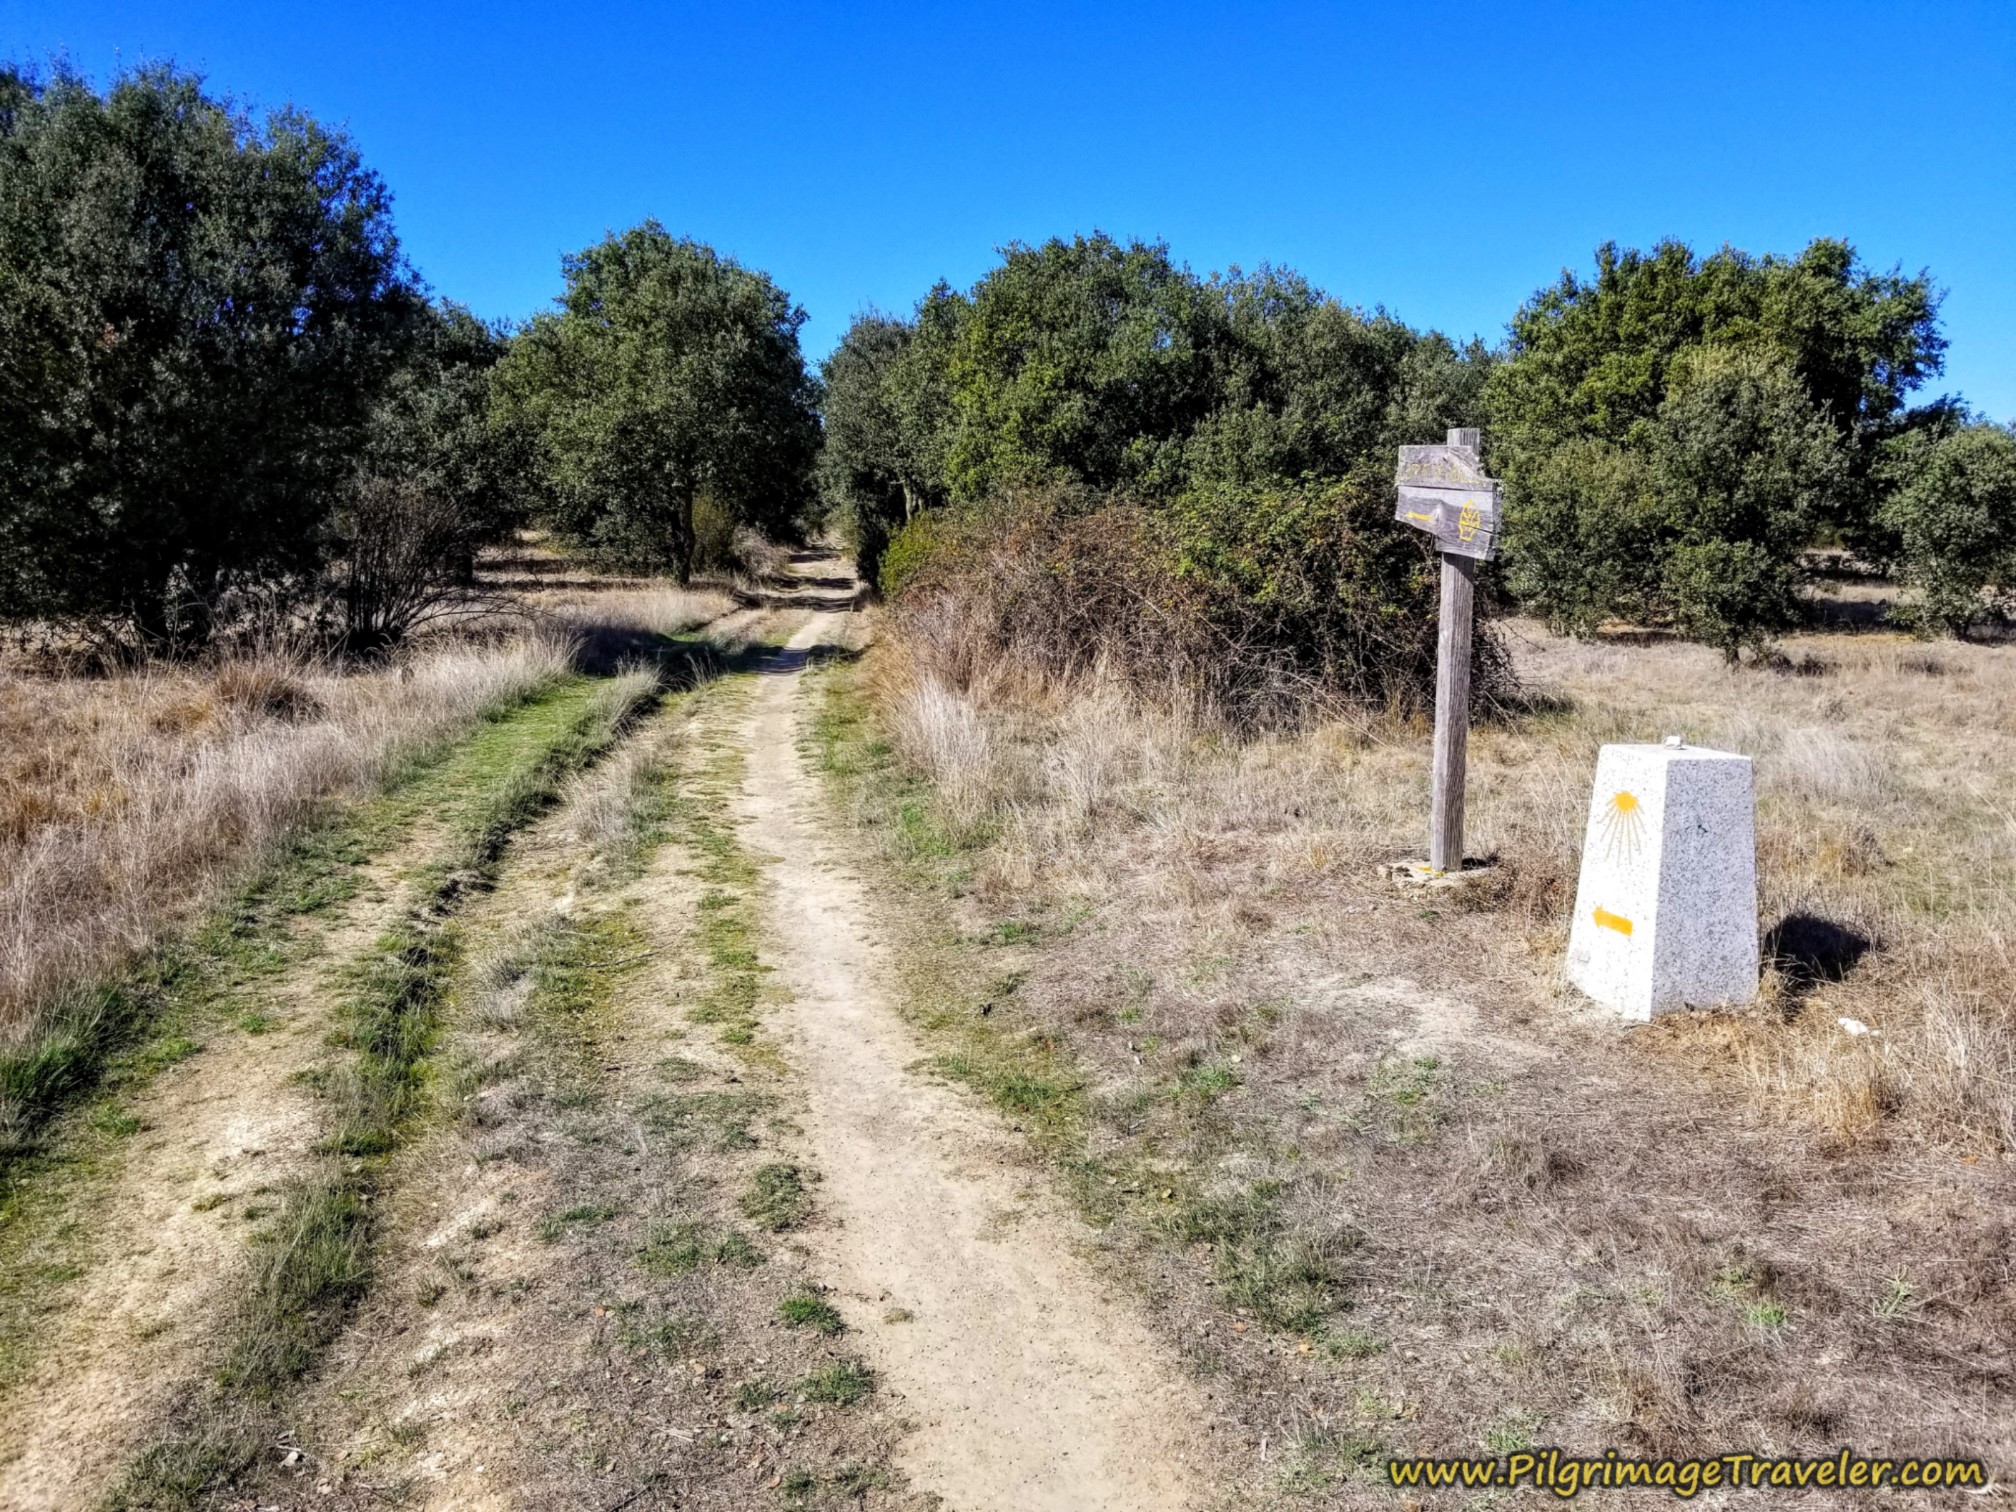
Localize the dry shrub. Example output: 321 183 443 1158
211 657 325 722
729 525 792 583
887 495 1510 731
0 633 575 1050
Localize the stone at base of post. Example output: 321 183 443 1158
1565 741 1758 1020
1388 858 1498 892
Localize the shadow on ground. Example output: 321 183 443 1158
1764 912 1875 1000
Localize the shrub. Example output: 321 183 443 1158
878 513 956 600
325 477 499 653
887 485 1505 727
1168 470 1495 715
1502 350 1845 659
1881 423 2016 637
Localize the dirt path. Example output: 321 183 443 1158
0 844 426 1510
0 673 657 1511
736 612 1209 1512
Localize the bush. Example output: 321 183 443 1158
886 484 1505 727
878 513 956 600
324 477 498 652
1168 470 1504 714
1881 424 2016 637
691 491 739 574
1502 351 1844 659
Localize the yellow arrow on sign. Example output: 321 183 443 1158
1593 906 1633 936
1405 511 1434 524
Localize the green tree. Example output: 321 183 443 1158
1499 440 1661 636
825 242 1488 530
1490 238 1940 463
819 313 921 584
496 223 820 577
1505 351 1845 659
0 63 422 652
1185 268 1490 486
1649 351 1846 658
841 233 1496 715
935 234 1225 502
1491 237 1941 651
326 303 534 649
1880 423 2016 637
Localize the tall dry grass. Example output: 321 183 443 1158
536 584 736 642
0 635 575 1050
851 602 2016 1479
873 615 2016 1154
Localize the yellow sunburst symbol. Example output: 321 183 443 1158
1597 789 1645 861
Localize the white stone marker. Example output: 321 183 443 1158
1565 740 1759 1020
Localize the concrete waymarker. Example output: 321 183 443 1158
1565 739 1759 1020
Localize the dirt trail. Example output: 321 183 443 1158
736 611 1209 1512
0 844 426 1511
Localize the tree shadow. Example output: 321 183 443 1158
754 643 863 677
729 580 864 612
1762 913 1873 997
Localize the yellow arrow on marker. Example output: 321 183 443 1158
1593 906 1633 936
1405 510 1434 524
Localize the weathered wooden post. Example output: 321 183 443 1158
1394 428 1502 876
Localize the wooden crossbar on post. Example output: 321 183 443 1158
1393 426 1497 876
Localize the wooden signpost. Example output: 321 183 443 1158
1395 428 1502 875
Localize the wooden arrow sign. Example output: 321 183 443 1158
1394 432 1502 562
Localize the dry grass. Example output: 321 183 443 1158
0 637 581 1048
878 621 2016 1157
535 584 736 641
845 605 2016 1491
0 537 739 1062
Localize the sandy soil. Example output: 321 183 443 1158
737 611 1212 1512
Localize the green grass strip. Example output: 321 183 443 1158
0 668 581 1169
106 674 655 1509
654 679 776 1053
806 665 1085 1153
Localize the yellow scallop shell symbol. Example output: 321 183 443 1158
1457 501 1483 543
1597 789 1645 861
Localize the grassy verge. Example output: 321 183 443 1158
808 664 1087 1145
105 672 659 1509
808 659 1370 1347
0 670 580 1167
0 672 671 1396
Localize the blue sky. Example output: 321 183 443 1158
9 0 2012 419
